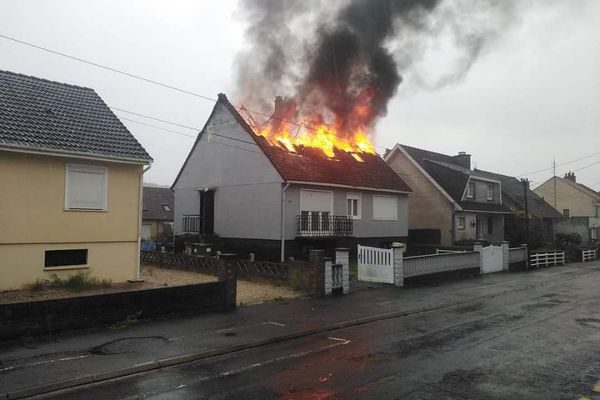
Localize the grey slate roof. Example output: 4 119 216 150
401 145 511 213
0 70 152 162
142 187 174 221
474 169 563 219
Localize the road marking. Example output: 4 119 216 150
0 354 92 372
263 321 286 327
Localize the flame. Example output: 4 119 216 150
255 121 375 159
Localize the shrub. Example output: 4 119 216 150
48 272 112 292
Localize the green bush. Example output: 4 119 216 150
48 272 112 292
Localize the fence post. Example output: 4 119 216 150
324 257 333 296
501 241 510 271
249 253 255 262
392 242 406 287
217 254 238 308
521 244 529 271
473 242 483 273
335 248 350 294
309 250 325 297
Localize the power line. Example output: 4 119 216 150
517 152 600 178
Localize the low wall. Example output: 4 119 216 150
0 281 232 343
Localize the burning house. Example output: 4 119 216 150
171 94 411 260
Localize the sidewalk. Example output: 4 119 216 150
0 264 595 398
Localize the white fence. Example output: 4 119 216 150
530 252 565 268
357 245 394 283
404 252 480 278
582 249 597 263
509 247 528 264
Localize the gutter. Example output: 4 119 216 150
280 183 290 262
136 162 153 280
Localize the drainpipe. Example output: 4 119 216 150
137 162 152 280
280 183 290 262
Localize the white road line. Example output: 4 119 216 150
0 354 92 372
262 321 286 327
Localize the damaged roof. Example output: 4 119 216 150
0 69 152 163
217 94 411 193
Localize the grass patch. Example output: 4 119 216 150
110 313 141 330
28 272 112 293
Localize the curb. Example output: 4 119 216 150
2 295 501 399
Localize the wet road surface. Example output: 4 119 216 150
24 264 600 399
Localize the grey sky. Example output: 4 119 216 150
1 0 599 191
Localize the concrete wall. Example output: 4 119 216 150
386 149 454 245
283 184 408 239
172 102 283 240
535 177 598 217
0 151 142 289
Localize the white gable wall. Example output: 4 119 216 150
172 102 283 240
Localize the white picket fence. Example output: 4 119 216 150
357 245 394 283
582 249 597 262
404 252 480 278
530 252 565 268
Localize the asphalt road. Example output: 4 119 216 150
28 264 600 399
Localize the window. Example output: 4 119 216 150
65 164 107 210
373 195 397 220
488 216 494 234
486 185 494 201
44 249 88 268
467 182 475 199
142 224 152 240
563 209 570 217
457 216 465 230
347 193 361 219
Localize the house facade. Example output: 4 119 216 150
142 186 174 241
385 144 511 247
0 70 152 290
534 172 600 242
172 94 411 260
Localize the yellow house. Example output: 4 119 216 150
0 70 152 290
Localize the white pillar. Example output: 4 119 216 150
335 248 350 294
324 258 333 296
473 242 484 273
392 242 406 287
501 241 510 271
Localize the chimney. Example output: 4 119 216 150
273 96 284 119
453 151 471 170
564 171 576 183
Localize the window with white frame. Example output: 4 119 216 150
373 195 397 220
457 216 465 230
65 164 107 210
467 182 475 199
486 185 494 201
347 193 361 219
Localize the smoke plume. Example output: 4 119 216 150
234 0 517 134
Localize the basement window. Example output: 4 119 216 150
44 249 88 268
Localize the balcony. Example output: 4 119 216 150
296 213 353 238
182 215 200 234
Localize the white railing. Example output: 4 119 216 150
509 247 527 264
357 245 394 283
404 252 480 278
530 252 565 268
582 249 597 262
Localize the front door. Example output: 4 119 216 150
476 216 486 241
199 190 214 235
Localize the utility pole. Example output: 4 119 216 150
522 178 531 246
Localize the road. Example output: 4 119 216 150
20 263 600 399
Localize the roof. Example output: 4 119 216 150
142 187 174 221
474 169 563 219
398 144 511 213
561 177 600 201
0 69 151 163
215 94 411 193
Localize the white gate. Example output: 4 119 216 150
357 245 394 283
481 245 503 274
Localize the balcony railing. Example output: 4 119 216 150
296 213 353 238
182 215 200 234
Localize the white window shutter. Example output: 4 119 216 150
373 195 397 220
66 164 107 210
